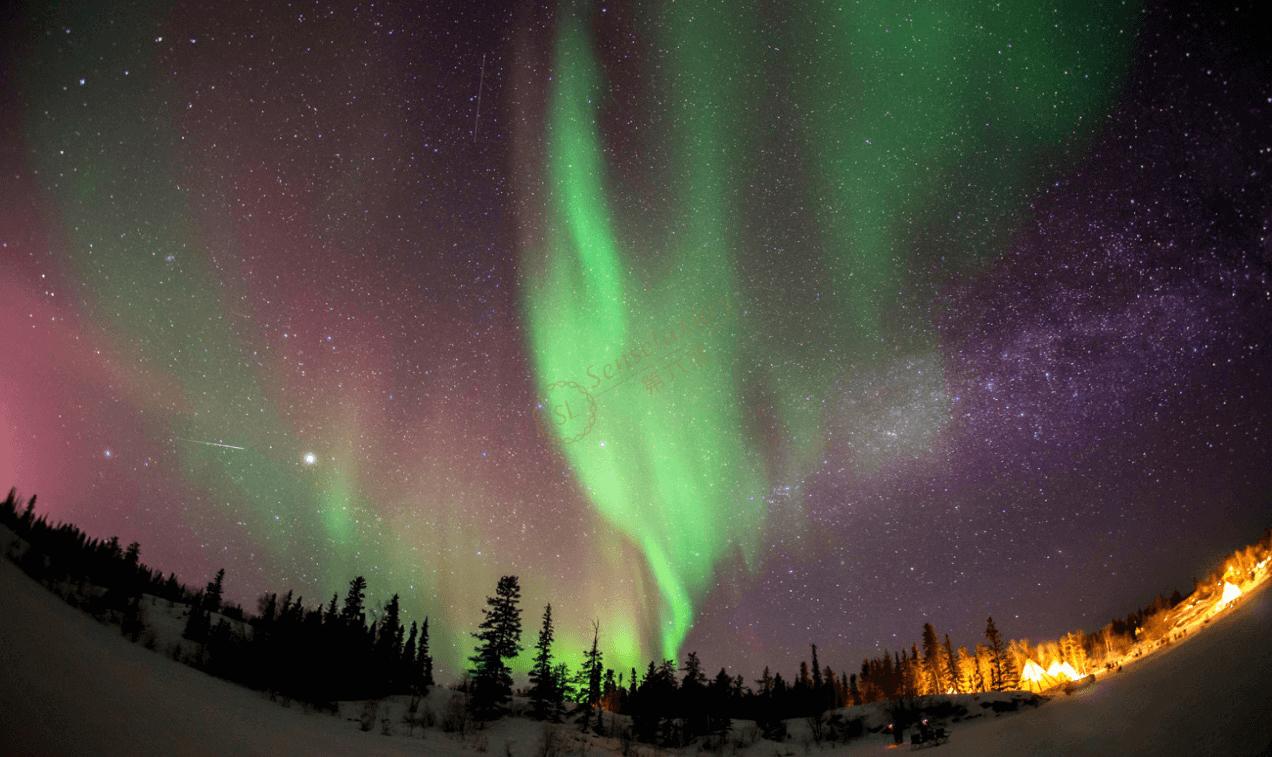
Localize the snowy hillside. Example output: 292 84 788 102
913 579 1272 756
2 541 1270 755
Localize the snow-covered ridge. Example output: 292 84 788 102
3 521 1271 755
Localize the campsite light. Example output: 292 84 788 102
1217 581 1242 609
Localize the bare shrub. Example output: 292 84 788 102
731 722 759 748
359 700 380 732
536 723 565 757
441 694 473 735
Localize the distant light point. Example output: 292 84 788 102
302 451 318 466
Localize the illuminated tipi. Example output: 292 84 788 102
1020 658 1082 693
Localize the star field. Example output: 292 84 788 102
1 0 1269 677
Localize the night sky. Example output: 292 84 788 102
2 0 1269 678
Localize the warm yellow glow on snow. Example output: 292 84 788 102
1045 660 1081 681
1021 659 1047 683
1217 581 1242 609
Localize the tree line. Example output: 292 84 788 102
1 488 433 705
460 574 1033 746
3 487 1268 749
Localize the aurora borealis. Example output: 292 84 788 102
2 0 1270 681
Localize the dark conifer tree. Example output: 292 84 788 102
943 634 961 694
183 595 208 642
20 493 36 526
402 621 418 678
810 644 823 690
985 616 1017 691
163 572 182 602
921 623 942 695
576 620 604 732
258 592 279 625
679 651 709 739
124 541 141 568
552 662 574 709
528 604 560 720
341 577 368 627
602 668 617 707
417 617 435 693
183 568 227 644
380 595 403 651
206 618 236 675
756 666 774 698
972 643 990 692
467 575 523 719
910 644 923 696
709 667 734 739
823 666 837 708
375 594 403 691
204 568 225 612
630 661 659 742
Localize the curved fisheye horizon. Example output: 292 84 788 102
2 1 1270 754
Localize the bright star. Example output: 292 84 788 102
302 452 318 466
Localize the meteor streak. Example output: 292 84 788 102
175 438 246 451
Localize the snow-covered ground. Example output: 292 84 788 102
2 542 1270 755
926 576 1272 756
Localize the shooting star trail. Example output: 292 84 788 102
176 438 246 451
473 52 486 143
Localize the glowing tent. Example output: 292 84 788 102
1046 660 1082 681
1020 659 1054 692
1217 581 1242 610
1021 658 1083 692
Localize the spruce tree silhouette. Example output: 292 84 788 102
402 620 418 684
467 575 523 719
943 634 962 694
416 616 434 694
709 667 733 740
528 604 560 720
679 651 709 741
182 568 226 644
576 620 604 732
375 594 404 690
921 623 943 695
340 577 367 626
985 616 1018 691
204 568 225 612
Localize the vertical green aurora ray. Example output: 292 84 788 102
526 5 766 662
20 4 364 589
526 0 1138 664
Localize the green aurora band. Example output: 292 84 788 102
524 0 1138 663
14 0 1140 675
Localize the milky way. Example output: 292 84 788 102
1 1 1269 676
